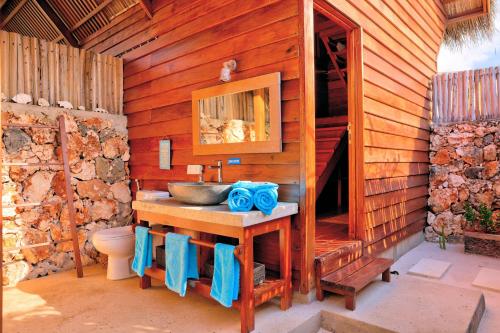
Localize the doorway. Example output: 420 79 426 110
312 1 363 253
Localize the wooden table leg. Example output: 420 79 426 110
240 230 255 333
279 217 292 310
345 294 356 310
139 219 151 289
382 268 391 282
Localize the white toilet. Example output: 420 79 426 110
92 225 135 280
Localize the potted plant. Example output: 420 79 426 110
463 202 500 257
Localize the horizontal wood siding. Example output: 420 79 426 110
84 0 302 283
326 0 444 253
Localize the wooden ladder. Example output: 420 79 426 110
2 116 83 278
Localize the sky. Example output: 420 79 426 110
437 6 500 72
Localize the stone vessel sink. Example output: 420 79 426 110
167 182 232 205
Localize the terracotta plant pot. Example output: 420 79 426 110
464 231 500 258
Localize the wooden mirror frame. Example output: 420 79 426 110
192 72 282 155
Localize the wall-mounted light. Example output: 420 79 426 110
220 60 237 82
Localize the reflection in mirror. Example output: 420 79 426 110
198 88 270 144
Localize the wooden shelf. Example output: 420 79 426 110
144 262 285 309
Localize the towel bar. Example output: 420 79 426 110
143 227 244 262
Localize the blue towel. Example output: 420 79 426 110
131 226 152 277
228 181 279 215
228 187 254 212
165 233 199 297
254 184 279 215
210 243 240 307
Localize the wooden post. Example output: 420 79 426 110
279 216 292 310
58 116 84 278
239 229 255 333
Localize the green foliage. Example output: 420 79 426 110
438 224 447 250
478 204 496 234
464 202 476 226
463 201 498 234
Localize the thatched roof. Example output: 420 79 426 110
443 0 496 48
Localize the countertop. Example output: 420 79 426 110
132 198 298 227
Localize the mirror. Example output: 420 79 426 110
192 73 281 155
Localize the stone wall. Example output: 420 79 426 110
2 103 131 286
426 120 499 242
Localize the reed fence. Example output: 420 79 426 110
432 66 500 124
0 30 123 114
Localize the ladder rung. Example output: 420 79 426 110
3 238 73 252
1 123 58 129
3 162 63 167
2 202 42 209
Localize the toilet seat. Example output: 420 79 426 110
93 226 133 241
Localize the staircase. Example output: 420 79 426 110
315 116 348 199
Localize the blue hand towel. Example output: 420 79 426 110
165 233 199 297
131 226 152 277
254 184 279 215
210 243 240 308
228 187 254 212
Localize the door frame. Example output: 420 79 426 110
298 0 365 293
313 0 364 241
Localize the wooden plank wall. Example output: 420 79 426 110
433 66 500 124
328 0 446 254
0 30 123 114
83 0 303 283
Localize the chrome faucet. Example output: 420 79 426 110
208 160 223 183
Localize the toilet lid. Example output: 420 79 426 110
94 226 133 240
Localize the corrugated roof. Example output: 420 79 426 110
0 0 494 48
0 0 138 46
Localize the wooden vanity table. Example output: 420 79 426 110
132 198 298 333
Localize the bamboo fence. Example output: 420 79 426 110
432 66 500 124
0 30 123 114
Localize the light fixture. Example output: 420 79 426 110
220 60 237 82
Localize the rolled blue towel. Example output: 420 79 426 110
229 181 279 214
254 184 279 215
228 187 254 212
131 226 152 277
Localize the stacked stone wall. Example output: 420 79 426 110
426 121 499 242
2 105 131 285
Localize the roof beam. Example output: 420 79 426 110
139 0 153 19
69 0 113 32
446 0 491 26
34 0 78 47
0 0 28 29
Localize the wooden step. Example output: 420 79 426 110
314 235 363 278
317 213 348 225
316 116 348 128
315 127 346 139
316 138 340 151
318 256 394 309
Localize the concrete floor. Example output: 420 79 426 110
3 241 500 333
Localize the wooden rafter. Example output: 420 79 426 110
0 0 28 29
70 0 114 32
34 0 78 47
446 0 491 25
139 0 153 19
319 34 346 87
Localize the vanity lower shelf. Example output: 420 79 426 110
144 261 286 309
